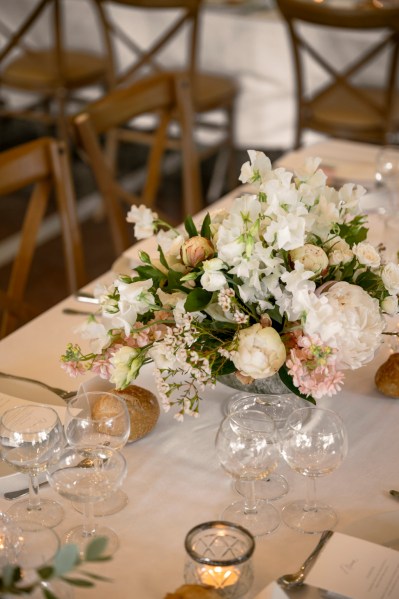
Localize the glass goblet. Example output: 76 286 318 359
0 405 65 527
215 408 281 537
375 145 399 220
228 393 306 501
280 406 348 534
64 390 130 516
47 445 127 557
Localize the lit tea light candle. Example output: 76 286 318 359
198 565 240 588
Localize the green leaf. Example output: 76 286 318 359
78 570 113 581
61 577 95 588
218 360 236 376
37 565 54 581
53 544 80 577
185 288 213 312
157 244 169 271
184 215 198 238
85 537 109 561
135 265 164 281
278 367 316 404
180 271 201 282
43 587 58 599
167 268 186 292
200 213 211 239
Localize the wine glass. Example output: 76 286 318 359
64 390 130 516
375 145 399 220
0 405 65 527
228 393 306 501
47 445 127 557
215 407 281 537
280 406 348 534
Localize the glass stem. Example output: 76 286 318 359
243 480 257 515
82 502 96 538
305 476 318 513
27 474 41 512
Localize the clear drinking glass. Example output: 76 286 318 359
375 145 399 219
47 445 127 557
184 521 255 599
215 408 281 537
280 406 348 534
0 405 65 527
228 393 306 501
64 391 130 516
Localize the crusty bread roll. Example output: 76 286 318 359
114 385 160 442
164 584 221 599
91 393 128 437
375 353 399 398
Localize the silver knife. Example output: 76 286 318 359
74 292 99 304
4 482 49 500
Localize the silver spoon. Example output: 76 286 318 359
277 529 334 589
0 371 76 401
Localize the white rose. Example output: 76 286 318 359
325 237 354 266
353 242 381 268
200 258 227 292
289 244 328 274
382 295 399 315
110 346 143 389
315 282 385 369
232 323 286 380
148 342 177 370
126 205 157 240
382 262 399 295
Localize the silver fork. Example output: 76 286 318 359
0 371 77 401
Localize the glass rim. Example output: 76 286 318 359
0 405 60 433
184 520 255 565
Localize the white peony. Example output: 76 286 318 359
381 262 399 295
305 282 385 370
353 242 381 268
232 323 286 380
126 205 157 239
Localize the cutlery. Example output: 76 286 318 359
0 371 76 401
74 292 99 304
277 529 334 590
4 482 49 500
62 308 96 316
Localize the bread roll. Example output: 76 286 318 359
114 385 160 442
375 353 399 398
164 584 221 599
91 393 127 437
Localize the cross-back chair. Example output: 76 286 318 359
72 71 202 257
0 137 86 338
276 0 399 148
94 0 239 201
0 0 113 144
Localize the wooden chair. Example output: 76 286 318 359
93 0 239 201
72 72 202 257
0 0 113 144
0 137 86 337
276 0 399 148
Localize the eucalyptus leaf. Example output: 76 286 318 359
53 544 79 577
61 577 95 588
85 537 109 561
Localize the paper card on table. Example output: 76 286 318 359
306 531 399 599
0 391 66 424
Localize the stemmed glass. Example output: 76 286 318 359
280 406 348 534
375 145 399 221
228 393 306 501
215 407 281 537
47 445 127 557
0 405 65 527
64 391 130 516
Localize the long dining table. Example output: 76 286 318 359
1 174 399 598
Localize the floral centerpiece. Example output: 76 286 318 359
62 151 399 420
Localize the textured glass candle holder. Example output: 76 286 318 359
184 521 255 599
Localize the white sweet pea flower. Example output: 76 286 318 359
110 346 143 389
200 258 227 292
382 295 398 315
232 323 286 380
75 320 110 353
263 212 306 251
295 157 327 188
239 150 272 185
338 183 366 216
157 289 186 308
280 262 316 295
382 262 399 295
126 205 157 239
353 242 381 268
104 279 154 335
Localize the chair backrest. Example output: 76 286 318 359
95 0 202 86
0 137 86 337
276 0 399 147
72 71 202 256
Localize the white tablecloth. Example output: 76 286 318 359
0 179 399 598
